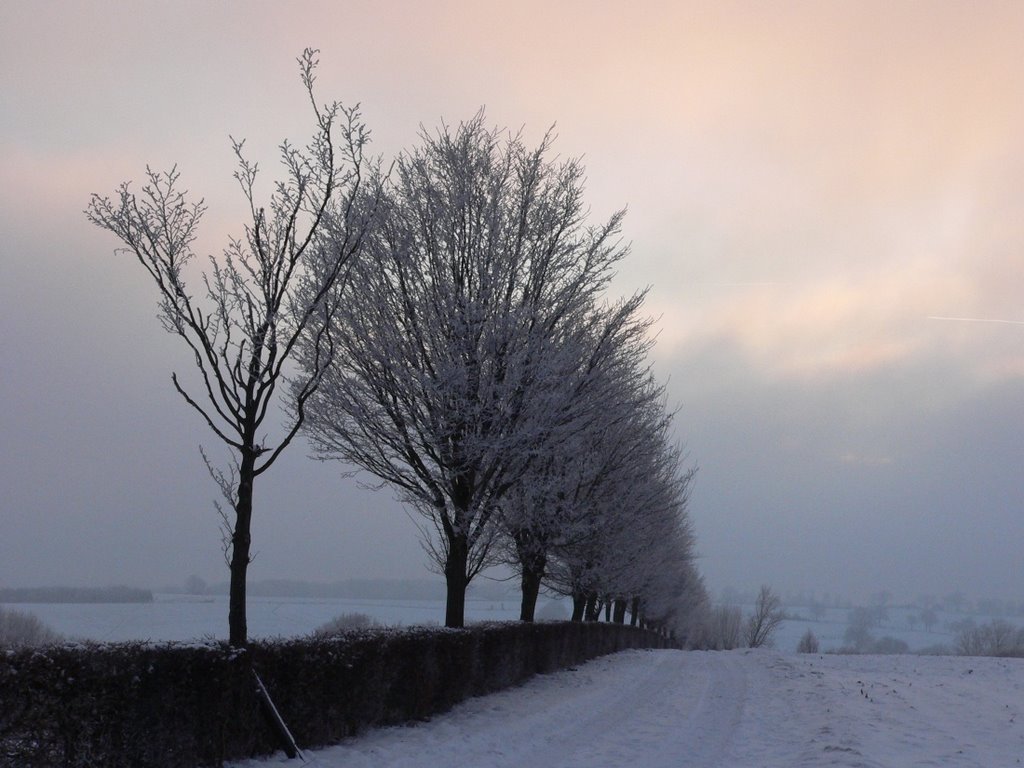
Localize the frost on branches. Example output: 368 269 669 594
301 113 701 631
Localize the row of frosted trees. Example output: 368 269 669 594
88 51 704 645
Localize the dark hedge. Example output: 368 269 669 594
1 622 672 768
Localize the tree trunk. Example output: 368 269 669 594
444 532 470 628
612 598 627 624
571 592 586 622
585 593 601 622
228 450 257 647
629 597 641 627
603 600 612 622
519 560 544 622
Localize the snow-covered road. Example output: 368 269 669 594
234 649 1024 768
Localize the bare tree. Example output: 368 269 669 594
844 607 876 651
300 114 628 627
86 50 376 646
745 585 784 648
808 600 826 622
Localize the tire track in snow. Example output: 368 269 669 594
234 648 1024 768
254 650 751 768
506 649 748 768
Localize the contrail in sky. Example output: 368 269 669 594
703 281 784 287
927 315 1024 325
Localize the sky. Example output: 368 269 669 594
2 0 1022 605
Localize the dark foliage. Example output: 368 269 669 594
0 622 671 768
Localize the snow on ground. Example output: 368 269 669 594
9 594 989 653
232 649 1024 768
9 595 530 643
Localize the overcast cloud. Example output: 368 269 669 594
1 0 1022 604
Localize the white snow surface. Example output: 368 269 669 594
232 648 1024 768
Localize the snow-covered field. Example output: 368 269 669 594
232 648 1024 768
7 594 537 643
10 597 1023 765
6 594 976 652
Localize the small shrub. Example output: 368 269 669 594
691 605 744 650
796 629 819 654
312 612 378 637
0 606 63 648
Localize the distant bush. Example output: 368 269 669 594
0 607 63 648
796 629 819 654
687 586 786 651
956 619 1024 657
843 607 876 651
312 612 378 636
688 605 744 650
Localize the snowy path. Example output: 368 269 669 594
233 649 1024 768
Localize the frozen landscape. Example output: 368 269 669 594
6 595 1023 767
8 593 984 654
231 648 1024 768
6 594 542 644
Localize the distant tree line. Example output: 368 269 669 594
0 586 153 604
88 50 704 645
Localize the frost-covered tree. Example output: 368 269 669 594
541 390 698 630
843 605 882 651
86 50 376 646
622 491 701 634
0 607 63 648
613 455 699 634
496 293 656 621
300 114 627 627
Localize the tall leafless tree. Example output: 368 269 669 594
300 114 628 627
86 50 376 646
745 585 784 648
